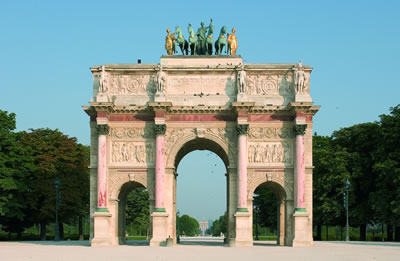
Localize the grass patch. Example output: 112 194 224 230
253 236 277 241
126 236 147 240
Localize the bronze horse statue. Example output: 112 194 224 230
214 26 227 55
175 26 188 55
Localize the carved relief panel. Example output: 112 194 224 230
248 142 293 164
246 73 295 98
111 142 154 165
99 74 156 95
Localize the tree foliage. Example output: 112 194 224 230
177 214 199 236
125 187 149 235
0 110 35 236
209 212 227 237
253 187 277 231
313 104 400 241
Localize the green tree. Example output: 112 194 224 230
177 214 199 236
0 110 35 239
22 128 89 240
253 187 277 235
312 134 350 240
125 187 149 236
209 213 227 237
371 105 400 241
332 123 381 240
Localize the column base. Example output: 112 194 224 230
234 212 252 247
150 211 169 246
91 211 113 247
292 212 312 247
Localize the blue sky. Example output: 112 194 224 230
1 0 399 221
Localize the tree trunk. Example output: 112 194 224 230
326 225 328 241
17 231 22 240
59 222 64 240
340 226 343 241
79 216 84 240
40 222 47 241
316 224 322 240
360 224 367 241
394 226 400 242
7 231 11 241
387 224 393 241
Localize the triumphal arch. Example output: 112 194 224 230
83 55 319 247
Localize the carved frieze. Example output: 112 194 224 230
111 142 154 164
104 75 156 95
248 127 293 139
109 127 153 139
246 74 294 98
248 142 293 164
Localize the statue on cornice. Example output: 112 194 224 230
294 59 306 94
156 65 166 93
237 65 247 93
227 28 238 56
99 65 108 93
165 28 176 55
196 18 212 55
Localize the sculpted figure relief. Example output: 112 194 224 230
156 65 166 93
294 59 306 94
111 142 154 163
248 142 292 164
237 66 247 93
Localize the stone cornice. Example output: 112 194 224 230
148 102 172 112
231 102 255 112
169 105 232 114
288 102 320 115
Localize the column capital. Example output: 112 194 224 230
96 124 110 136
294 124 307 136
236 124 249 136
154 124 166 136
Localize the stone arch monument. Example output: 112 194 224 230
83 56 319 247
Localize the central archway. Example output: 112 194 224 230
172 137 232 244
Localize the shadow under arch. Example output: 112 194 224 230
252 181 287 246
117 181 150 246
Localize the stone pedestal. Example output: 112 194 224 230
155 93 166 102
150 212 169 246
91 211 112 246
234 212 252 247
237 93 248 102
295 93 312 103
292 212 312 247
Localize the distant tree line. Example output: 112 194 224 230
0 110 89 240
313 104 400 241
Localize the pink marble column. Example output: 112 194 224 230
96 124 109 211
237 124 249 212
154 124 166 212
294 124 307 212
